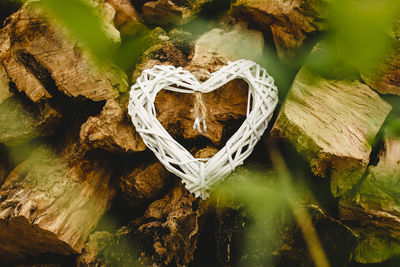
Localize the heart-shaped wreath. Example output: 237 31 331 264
128 59 278 199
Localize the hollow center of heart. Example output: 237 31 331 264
154 78 249 157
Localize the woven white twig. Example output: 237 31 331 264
128 59 278 199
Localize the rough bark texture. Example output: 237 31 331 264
339 137 400 263
230 0 329 60
141 0 212 26
1 1 126 102
79 99 146 153
128 182 208 266
119 160 171 206
271 65 391 197
360 42 400 96
106 0 146 36
0 134 116 263
126 147 216 266
0 1 127 145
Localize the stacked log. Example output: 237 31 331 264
1 0 400 266
271 44 392 197
339 136 400 263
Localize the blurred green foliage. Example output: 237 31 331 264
41 0 113 61
39 0 149 72
327 0 400 72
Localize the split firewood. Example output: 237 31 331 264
186 24 264 73
119 160 171 206
122 146 216 266
80 99 146 153
271 45 392 197
0 133 117 264
0 0 127 145
0 41 61 145
339 136 400 263
360 41 400 96
106 0 147 36
230 0 329 60
77 231 140 266
80 28 180 153
141 0 212 26
1 0 126 102
128 181 208 266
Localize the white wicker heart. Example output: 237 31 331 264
128 59 278 199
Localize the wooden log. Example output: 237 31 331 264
119 160 171 206
1 1 126 103
271 59 391 197
84 24 263 153
128 181 208 266
79 99 146 153
0 48 61 145
230 0 329 60
0 135 116 264
106 0 147 36
141 0 212 26
360 42 400 96
186 24 264 73
0 146 9 187
0 1 127 145
124 147 216 266
339 136 400 263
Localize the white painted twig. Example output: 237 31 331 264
128 59 278 199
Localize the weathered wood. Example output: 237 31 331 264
230 0 329 60
0 47 61 145
0 1 127 145
129 181 208 266
271 62 391 197
106 0 146 36
339 136 400 263
360 42 400 96
186 24 264 73
80 99 146 153
84 25 264 153
0 135 116 263
141 0 212 26
119 160 171 206
0 147 9 187
1 1 126 102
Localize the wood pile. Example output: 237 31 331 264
0 0 399 266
